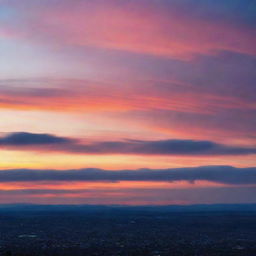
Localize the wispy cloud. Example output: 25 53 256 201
1 0 255 59
0 77 255 114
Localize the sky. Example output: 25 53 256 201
0 0 256 205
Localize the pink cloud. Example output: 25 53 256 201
2 0 255 59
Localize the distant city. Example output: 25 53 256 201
1 205 256 256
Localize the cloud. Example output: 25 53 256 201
0 78 232 114
127 107 256 142
2 78 214 114
1 0 255 59
0 166 256 185
0 132 71 146
0 71 255 116
1 132 256 156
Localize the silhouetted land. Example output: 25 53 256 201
1 204 256 256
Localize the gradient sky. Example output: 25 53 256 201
0 0 256 205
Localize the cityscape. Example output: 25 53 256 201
1 205 256 256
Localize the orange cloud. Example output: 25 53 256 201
0 79 255 115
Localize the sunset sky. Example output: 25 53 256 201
0 0 256 205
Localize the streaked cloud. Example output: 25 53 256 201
0 77 255 114
0 166 256 185
1 132 256 156
1 0 255 59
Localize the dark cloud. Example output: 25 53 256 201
102 139 256 155
1 132 256 155
1 166 256 185
0 132 71 146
